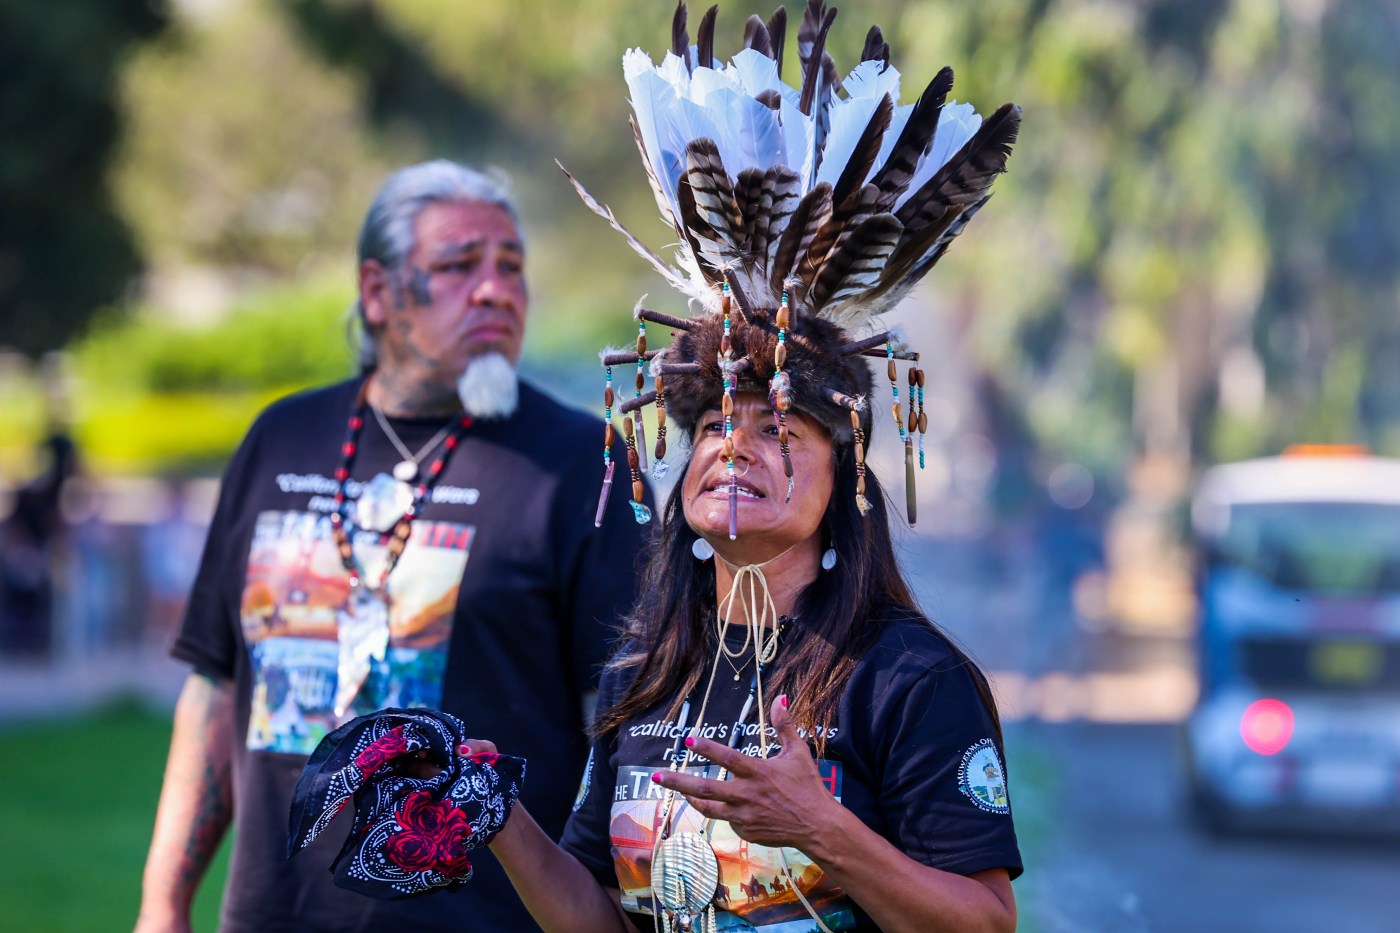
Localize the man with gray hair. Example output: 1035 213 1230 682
137 161 650 932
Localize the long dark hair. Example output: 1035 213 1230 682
595 442 1002 750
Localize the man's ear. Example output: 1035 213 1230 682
359 260 393 327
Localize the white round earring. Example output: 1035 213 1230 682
821 547 837 571
692 538 715 561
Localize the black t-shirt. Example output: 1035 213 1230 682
560 615 1022 931
172 377 650 932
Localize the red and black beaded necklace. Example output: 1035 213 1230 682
329 378 473 591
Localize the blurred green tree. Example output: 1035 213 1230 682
0 0 169 355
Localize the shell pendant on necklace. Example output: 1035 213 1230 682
652 830 719 921
392 459 418 483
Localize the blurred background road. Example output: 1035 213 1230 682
5 0 1400 930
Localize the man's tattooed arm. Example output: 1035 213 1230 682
135 673 234 933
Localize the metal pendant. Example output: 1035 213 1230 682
334 588 391 716
652 831 719 921
355 473 413 533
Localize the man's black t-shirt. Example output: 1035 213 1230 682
173 377 649 932
560 615 1022 931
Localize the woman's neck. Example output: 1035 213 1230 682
712 535 822 625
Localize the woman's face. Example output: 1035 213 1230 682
682 392 835 557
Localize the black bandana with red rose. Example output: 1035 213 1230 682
288 707 525 899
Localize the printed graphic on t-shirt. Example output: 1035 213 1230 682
239 509 474 754
609 728 857 930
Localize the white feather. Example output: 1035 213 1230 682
841 59 902 102
814 95 881 188
894 102 983 211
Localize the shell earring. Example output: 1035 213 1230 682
692 538 715 561
821 547 837 571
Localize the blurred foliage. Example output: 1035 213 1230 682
5 0 1400 486
0 0 169 355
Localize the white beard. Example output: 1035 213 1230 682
456 352 519 420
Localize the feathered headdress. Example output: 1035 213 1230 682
572 0 1021 535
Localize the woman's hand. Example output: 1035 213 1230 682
652 696 841 850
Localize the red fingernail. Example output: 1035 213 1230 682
684 736 696 748
458 744 471 754
651 771 662 783
780 695 789 709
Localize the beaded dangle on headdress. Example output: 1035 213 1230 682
567 0 1020 539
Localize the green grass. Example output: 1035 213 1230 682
0 701 230 932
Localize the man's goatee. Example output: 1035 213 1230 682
456 352 518 420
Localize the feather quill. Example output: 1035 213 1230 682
831 94 893 211
808 212 903 313
743 14 771 57
767 6 788 77
672 2 691 70
869 67 953 211
558 162 706 304
769 182 832 297
696 5 719 71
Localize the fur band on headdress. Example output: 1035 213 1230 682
573 0 1021 533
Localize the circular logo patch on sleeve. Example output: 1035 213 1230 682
958 738 1010 814
572 747 595 812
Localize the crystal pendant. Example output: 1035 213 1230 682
652 831 719 917
356 473 413 533
651 459 670 481
392 459 418 482
630 500 653 525
335 588 391 717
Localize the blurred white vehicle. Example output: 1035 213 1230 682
1184 447 1400 834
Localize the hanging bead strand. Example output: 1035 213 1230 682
916 360 927 470
720 279 738 540
772 290 794 502
633 319 649 473
594 366 617 528
852 409 872 517
623 408 652 524
652 369 669 479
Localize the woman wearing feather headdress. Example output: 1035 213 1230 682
466 5 1025 930
306 2 1024 930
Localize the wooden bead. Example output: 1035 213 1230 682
395 523 411 540
627 447 639 469
656 406 667 427
909 367 917 387
916 369 926 388
722 293 731 314
632 479 645 501
908 406 917 433
623 417 635 439
919 411 928 433
635 370 645 392
783 456 794 477
887 360 897 382
776 307 789 329
778 424 788 444
774 343 787 368
655 438 667 460
604 422 615 448
636 334 647 355
892 402 903 424
849 410 861 430
723 438 735 459
604 386 614 408
655 373 664 394
721 335 732 356
722 394 734 415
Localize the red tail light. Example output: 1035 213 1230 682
1240 698 1294 756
